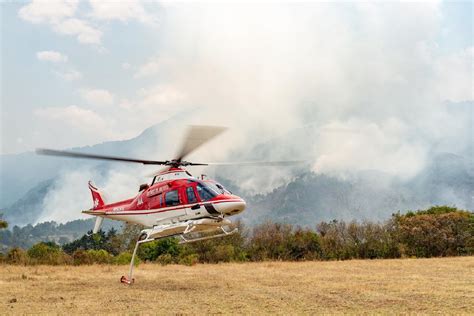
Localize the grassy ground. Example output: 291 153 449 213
1 257 473 315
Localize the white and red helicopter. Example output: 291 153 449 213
37 126 302 284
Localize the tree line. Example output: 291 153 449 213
1 206 472 266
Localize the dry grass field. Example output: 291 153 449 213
1 257 473 314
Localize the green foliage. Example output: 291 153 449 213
178 254 199 266
113 252 140 265
184 221 248 263
27 242 72 265
404 206 460 217
86 249 113 264
138 238 181 262
62 229 119 255
71 249 113 265
156 253 174 265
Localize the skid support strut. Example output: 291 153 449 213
120 233 152 285
120 225 238 285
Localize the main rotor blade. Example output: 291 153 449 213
36 148 168 165
193 160 307 167
176 125 227 162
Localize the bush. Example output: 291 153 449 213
7 247 29 265
2 205 472 265
113 252 140 265
393 207 474 257
72 249 93 265
287 228 321 260
138 238 181 262
178 254 198 266
27 242 71 265
156 253 174 265
317 220 400 260
87 249 113 264
248 222 321 261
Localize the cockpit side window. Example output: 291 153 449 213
186 187 197 204
165 190 180 206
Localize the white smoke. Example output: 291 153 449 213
37 2 473 223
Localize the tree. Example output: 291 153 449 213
393 206 474 257
0 220 7 229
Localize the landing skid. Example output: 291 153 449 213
120 224 237 285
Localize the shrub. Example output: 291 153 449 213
247 222 321 261
316 220 400 260
393 207 474 257
178 254 199 266
7 247 29 265
72 249 93 265
213 245 235 262
287 228 321 260
248 222 294 261
138 238 181 262
156 253 174 265
86 249 113 264
27 242 71 265
113 252 140 265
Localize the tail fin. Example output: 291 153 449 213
88 181 106 210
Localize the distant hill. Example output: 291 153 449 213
237 153 473 226
0 218 122 251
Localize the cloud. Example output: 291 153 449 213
88 0 158 25
80 88 114 106
18 0 158 46
134 57 172 78
19 0 102 45
35 105 106 129
54 68 82 81
18 0 78 24
35 50 82 81
36 50 68 63
52 18 102 44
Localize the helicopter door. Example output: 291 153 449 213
185 186 201 216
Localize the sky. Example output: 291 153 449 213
0 0 472 168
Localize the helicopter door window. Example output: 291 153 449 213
186 187 197 204
165 190 180 207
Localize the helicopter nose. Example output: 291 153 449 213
214 197 246 215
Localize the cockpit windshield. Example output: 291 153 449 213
194 180 231 201
205 182 231 195
196 182 218 201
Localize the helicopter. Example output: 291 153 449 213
36 126 303 284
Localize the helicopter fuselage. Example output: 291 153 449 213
83 168 246 228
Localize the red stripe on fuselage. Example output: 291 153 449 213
103 199 243 216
